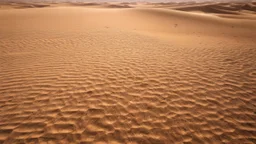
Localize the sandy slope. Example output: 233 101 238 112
0 2 256 144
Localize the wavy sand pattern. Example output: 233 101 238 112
0 2 256 144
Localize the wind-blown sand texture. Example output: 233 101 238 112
0 1 256 144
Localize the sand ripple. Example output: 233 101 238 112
0 6 256 144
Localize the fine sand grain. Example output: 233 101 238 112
0 2 256 144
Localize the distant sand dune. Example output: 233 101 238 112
1 1 256 17
175 4 240 14
56 2 132 8
15 4 50 9
104 4 132 8
174 2 256 16
142 2 256 18
68 2 102 7
241 3 256 12
0 2 256 144
0 2 50 9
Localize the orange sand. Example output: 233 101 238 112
0 2 256 144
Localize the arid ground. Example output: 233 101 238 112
0 1 256 143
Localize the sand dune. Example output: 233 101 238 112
15 4 50 9
0 2 256 144
0 2 50 9
104 4 132 8
2 1 256 19
175 4 240 14
66 2 133 9
172 2 256 19
142 2 256 19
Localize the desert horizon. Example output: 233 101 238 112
0 0 256 144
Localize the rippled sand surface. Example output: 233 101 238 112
0 2 256 144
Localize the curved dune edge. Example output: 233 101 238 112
0 2 256 144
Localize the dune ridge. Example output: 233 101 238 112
0 2 256 144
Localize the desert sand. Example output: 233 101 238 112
0 1 256 144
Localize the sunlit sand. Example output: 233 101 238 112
0 1 256 143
